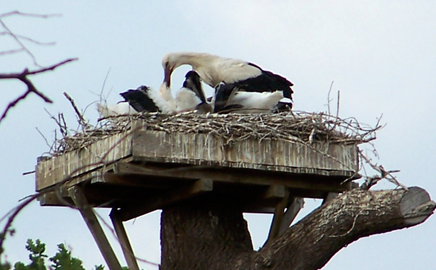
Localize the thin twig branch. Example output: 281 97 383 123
0 19 40 67
0 48 25 56
64 92 90 130
0 31 55 46
0 11 62 19
0 58 78 79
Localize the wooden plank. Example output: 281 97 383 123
264 190 290 246
68 186 122 270
279 198 304 234
118 178 213 221
93 171 195 189
36 131 134 191
132 131 359 176
38 191 73 206
112 162 352 195
110 209 140 270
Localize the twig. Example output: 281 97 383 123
326 81 334 115
0 48 24 56
359 150 407 190
0 11 62 19
0 11 61 66
0 19 40 66
64 92 90 130
35 127 52 150
22 170 35 176
0 31 56 46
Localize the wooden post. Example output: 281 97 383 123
323 192 339 204
264 189 290 246
279 197 304 234
110 209 140 270
68 186 122 270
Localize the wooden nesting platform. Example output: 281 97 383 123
36 117 360 221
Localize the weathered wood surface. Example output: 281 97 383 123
36 128 359 191
36 132 133 191
132 131 359 175
110 210 140 270
68 186 123 270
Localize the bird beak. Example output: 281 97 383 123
164 65 173 87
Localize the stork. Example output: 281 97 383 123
213 83 284 112
97 71 211 117
175 71 212 113
162 52 294 111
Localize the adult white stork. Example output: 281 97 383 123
162 52 294 111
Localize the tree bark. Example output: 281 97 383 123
160 197 253 270
160 187 435 270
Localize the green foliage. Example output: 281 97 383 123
15 239 47 270
49 243 85 270
0 239 123 270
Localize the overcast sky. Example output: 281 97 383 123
1 1 435 269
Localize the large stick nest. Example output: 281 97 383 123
50 111 381 156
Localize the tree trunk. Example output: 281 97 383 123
160 197 253 270
160 187 435 270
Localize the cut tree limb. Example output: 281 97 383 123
253 186 435 270
160 186 434 270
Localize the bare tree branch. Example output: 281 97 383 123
0 58 78 124
0 58 78 79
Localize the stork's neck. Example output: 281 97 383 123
176 52 216 69
175 53 219 87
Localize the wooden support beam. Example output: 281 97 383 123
113 162 352 196
264 190 290 247
110 209 140 270
68 186 123 270
264 185 286 199
323 192 340 205
118 178 213 221
279 197 304 234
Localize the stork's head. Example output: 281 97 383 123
162 53 182 88
182 71 206 103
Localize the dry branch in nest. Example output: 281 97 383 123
46 108 408 189
50 110 382 156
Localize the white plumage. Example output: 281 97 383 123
175 88 202 112
96 71 210 117
229 91 284 110
162 52 261 88
162 52 294 111
96 102 135 117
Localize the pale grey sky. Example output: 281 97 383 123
1 1 435 269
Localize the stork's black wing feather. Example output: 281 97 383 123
120 86 160 112
235 63 294 100
213 83 241 113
